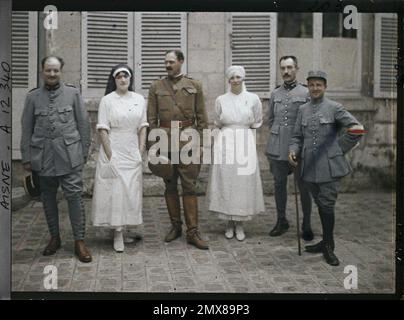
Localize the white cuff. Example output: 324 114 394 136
138 122 149 132
96 124 110 132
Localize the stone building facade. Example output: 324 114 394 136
11 11 398 195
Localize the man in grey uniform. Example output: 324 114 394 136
289 70 365 266
20 56 92 263
266 56 313 240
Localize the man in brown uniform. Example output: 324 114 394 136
147 50 209 250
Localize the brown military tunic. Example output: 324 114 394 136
147 74 208 195
148 74 207 145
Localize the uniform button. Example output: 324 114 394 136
285 117 288 120
313 142 317 145
285 110 288 113
285 123 288 126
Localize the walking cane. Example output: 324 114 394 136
293 167 302 256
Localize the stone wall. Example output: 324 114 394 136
12 12 397 196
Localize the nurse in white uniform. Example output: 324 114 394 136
91 64 148 252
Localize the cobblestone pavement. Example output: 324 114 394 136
12 192 395 294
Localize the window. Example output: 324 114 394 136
227 13 277 98
277 13 313 38
81 12 133 98
373 13 397 99
81 12 187 98
134 12 187 96
11 11 37 88
322 13 357 38
12 11 38 159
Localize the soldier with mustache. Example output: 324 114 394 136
20 56 92 262
147 50 209 250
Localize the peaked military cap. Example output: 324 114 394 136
306 70 327 82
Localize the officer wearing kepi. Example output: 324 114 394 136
289 70 365 266
147 50 209 250
266 56 313 240
20 56 92 263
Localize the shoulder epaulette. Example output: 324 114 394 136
275 84 281 89
65 83 77 88
184 75 194 80
28 87 39 93
300 83 308 87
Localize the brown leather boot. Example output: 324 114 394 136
164 193 183 242
43 235 61 256
74 240 92 263
183 195 209 250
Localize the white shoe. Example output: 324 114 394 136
123 234 135 244
235 222 245 241
113 229 124 252
225 221 234 239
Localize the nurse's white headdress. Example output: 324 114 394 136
226 65 247 92
113 67 132 78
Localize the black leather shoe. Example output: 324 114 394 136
322 243 339 266
269 219 289 237
301 228 314 241
305 240 335 253
305 240 323 253
43 235 61 256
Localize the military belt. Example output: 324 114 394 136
160 119 194 129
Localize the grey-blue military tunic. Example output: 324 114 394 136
20 82 91 240
265 81 312 225
266 82 309 160
20 83 91 176
289 97 362 183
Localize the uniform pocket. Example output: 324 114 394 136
327 144 343 158
34 109 49 117
182 87 197 96
156 90 172 114
58 105 73 123
63 131 83 168
319 114 334 124
267 125 280 156
327 144 349 178
30 136 45 171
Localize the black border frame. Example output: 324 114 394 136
5 0 404 301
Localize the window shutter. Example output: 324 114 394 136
81 12 133 98
229 13 276 98
11 11 37 159
134 12 187 96
11 11 37 89
374 13 397 99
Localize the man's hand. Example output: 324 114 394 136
288 151 298 167
23 163 32 172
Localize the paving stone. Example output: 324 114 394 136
12 193 395 294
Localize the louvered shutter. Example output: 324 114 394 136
81 12 133 98
11 11 37 159
134 12 187 96
229 13 276 98
374 13 397 99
